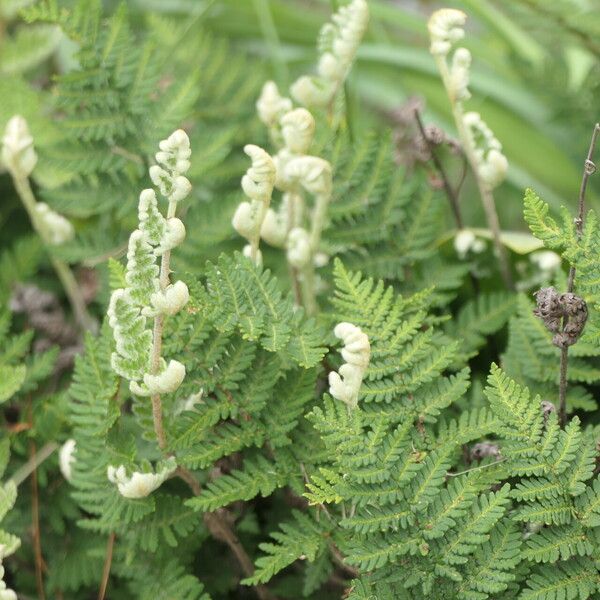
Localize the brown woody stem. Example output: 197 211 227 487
413 108 464 229
97 533 115 600
558 123 599 425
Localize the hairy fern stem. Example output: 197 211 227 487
149 194 270 596
148 199 179 450
435 53 513 290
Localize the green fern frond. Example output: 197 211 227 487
523 188 571 250
485 363 544 441
520 558 599 600
199 253 327 367
449 292 517 362
522 524 592 563
242 510 330 586
459 522 522 597
185 455 288 512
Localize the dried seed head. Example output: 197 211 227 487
554 292 588 348
533 287 588 348
533 287 563 334
424 124 446 146
540 400 556 425
469 441 500 462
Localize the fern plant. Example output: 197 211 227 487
3 1 600 599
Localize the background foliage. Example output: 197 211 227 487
1 0 600 599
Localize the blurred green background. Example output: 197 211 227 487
2 0 599 234
112 0 600 227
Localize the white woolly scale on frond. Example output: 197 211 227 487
158 218 186 255
232 201 262 239
281 109 315 155
449 47 471 102
232 144 276 264
284 156 332 197
463 112 508 188
287 227 311 268
427 8 466 56
107 458 177 499
243 244 263 266
130 359 186 397
124 229 159 308
261 203 289 248
33 202 74 245
138 189 188 254
155 129 192 176
59 439 77 482
146 281 189 317
328 321 370 409
428 10 508 193
149 129 192 203
138 189 167 246
1 114 37 176
256 81 293 128
107 289 153 382
241 144 276 204
0 564 16 600
109 131 192 388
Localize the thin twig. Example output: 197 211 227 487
110 145 144 165
82 242 128 268
413 109 481 293
446 457 507 477
25 397 47 600
558 123 600 425
329 543 359 578
97 533 115 600
455 153 469 202
478 183 514 289
28 398 46 600
413 108 464 229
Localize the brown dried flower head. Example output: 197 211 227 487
533 287 588 348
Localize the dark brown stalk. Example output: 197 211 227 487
26 397 46 600
329 543 359 578
414 108 482 295
175 465 274 600
30 439 46 600
558 123 599 425
97 533 115 600
413 108 464 228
